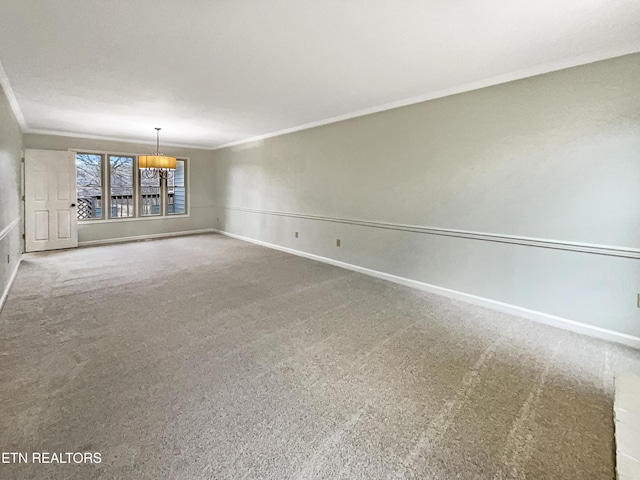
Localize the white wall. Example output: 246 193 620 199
0 83 23 309
211 53 640 340
23 134 216 244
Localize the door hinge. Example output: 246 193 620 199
22 234 25 239
21 157 25 163
21 195 25 201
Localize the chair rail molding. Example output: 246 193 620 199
0 217 22 313
219 206 640 259
0 217 20 242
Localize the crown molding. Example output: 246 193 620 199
213 44 640 150
0 59 27 129
22 128 210 151
5 43 639 150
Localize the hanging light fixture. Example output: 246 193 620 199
139 128 176 179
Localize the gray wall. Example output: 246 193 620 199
24 134 216 244
212 53 640 338
0 83 23 306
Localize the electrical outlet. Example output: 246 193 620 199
336 239 341 247
295 232 298 238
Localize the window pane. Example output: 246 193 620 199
168 160 186 215
76 153 102 220
140 173 161 216
110 156 134 218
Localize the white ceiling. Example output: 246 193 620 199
0 0 639 150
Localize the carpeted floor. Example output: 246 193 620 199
1 233 639 479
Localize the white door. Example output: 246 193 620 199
25 149 78 252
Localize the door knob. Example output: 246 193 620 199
70 203 76 207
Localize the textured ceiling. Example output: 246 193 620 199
0 0 639 149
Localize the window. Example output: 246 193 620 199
110 156 134 218
75 151 188 221
76 154 103 220
140 173 161 217
168 160 186 214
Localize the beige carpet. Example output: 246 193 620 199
1 233 638 479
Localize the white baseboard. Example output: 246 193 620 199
0 255 22 313
214 229 640 350
78 228 217 247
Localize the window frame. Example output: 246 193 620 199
138 166 163 218
71 148 190 224
108 154 136 220
167 159 187 216
76 152 105 221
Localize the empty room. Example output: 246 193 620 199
1 1 640 479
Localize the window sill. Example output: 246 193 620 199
79 214 191 225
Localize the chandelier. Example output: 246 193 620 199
139 128 176 179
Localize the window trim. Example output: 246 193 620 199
167 159 187 216
70 148 190 223
138 166 163 218
108 153 136 220
76 152 105 221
